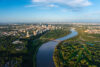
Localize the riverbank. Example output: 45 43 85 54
36 29 77 67
40 29 70 40
23 29 70 67
53 28 100 67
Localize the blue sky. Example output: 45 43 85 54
0 0 100 23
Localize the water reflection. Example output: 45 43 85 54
36 29 78 67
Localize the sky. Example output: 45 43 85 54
0 0 100 23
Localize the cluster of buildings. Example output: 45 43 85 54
0 24 60 38
84 29 100 34
1 31 19 36
0 24 61 51
84 25 100 34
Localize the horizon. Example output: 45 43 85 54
0 0 100 23
0 22 100 25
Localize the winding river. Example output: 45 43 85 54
36 29 78 67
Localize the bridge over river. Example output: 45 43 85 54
36 29 78 67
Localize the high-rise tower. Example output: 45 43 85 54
26 31 30 37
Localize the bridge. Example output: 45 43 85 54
53 40 61 42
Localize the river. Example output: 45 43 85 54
36 29 78 67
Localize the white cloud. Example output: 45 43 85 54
32 0 92 7
47 4 58 8
25 4 58 8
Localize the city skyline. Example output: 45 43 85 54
0 0 100 23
